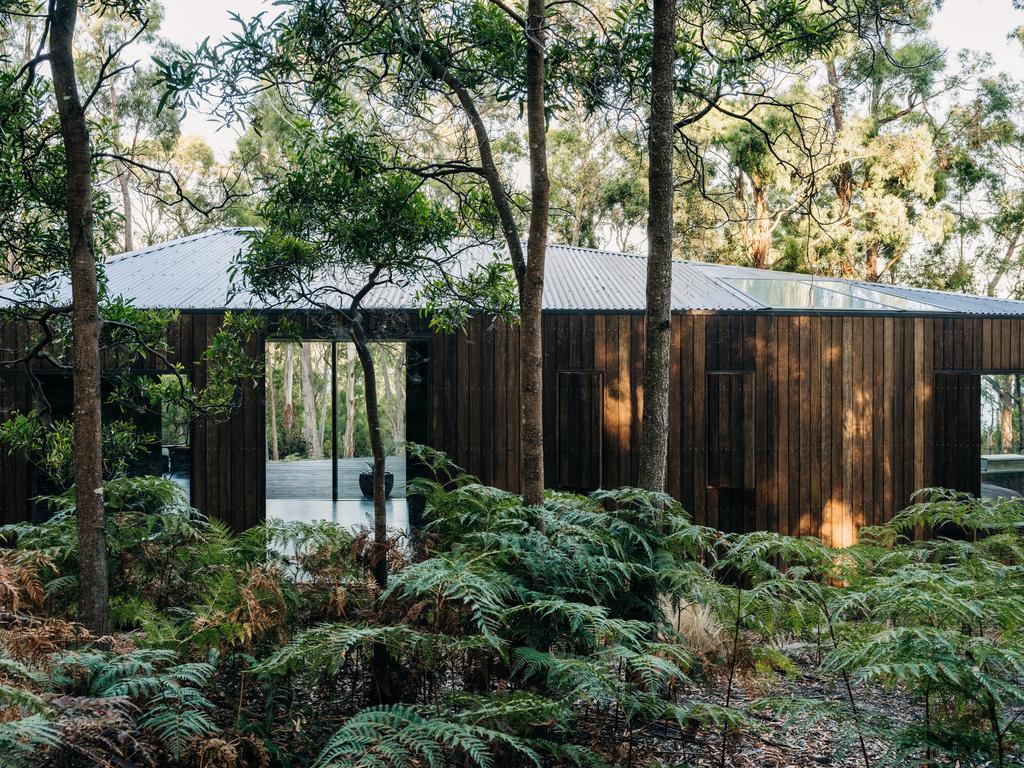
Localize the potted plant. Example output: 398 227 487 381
359 462 394 499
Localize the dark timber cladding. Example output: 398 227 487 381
2 308 1022 540
4 229 1024 538
0 312 264 531
430 314 1024 547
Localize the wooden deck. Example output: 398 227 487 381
265 456 407 499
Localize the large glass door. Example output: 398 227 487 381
265 340 406 510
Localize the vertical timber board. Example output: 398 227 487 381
808 316 821 539
798 316 812 537
630 315 644 484
480 319 494 485
885 317 896 520
456 323 470 472
618 315 633 488
872 317 884 527
491 322 507 491
506 323 521 494
788 316 801 537
754 315 769 533
468 318 482 478
0 370 29 523
429 333 445 459
776 316 790 537
191 314 209 515
592 315 609 491
668 315 682 500
767 315 781 534
544 316 560 485
692 315 707 525
603 314 621 487
679 315 696 515
555 371 603 490
848 315 860 539
444 331 459 462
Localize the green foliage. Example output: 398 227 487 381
1 464 1022 766
313 703 546 768
237 101 460 313
0 413 153 489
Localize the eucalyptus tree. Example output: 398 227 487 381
814 2 953 280
0 0 254 636
6 0 116 635
613 0 900 491
636 0 676 492
160 0 608 507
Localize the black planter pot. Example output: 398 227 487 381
359 471 394 499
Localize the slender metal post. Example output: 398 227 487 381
331 340 338 502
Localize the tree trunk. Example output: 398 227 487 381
49 0 108 636
637 0 676 492
749 176 771 269
268 350 279 461
351 325 387 589
520 0 549 507
317 347 331 449
299 343 322 459
108 85 134 253
380 345 405 454
1000 380 1014 453
119 165 133 252
405 31 542 503
987 230 1021 297
283 343 295 431
343 349 357 458
827 60 853 218
866 240 881 282
350 322 394 704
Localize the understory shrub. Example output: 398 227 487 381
0 460 1020 767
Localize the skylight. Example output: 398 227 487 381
725 277 944 312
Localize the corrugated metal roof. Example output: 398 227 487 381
5 227 1024 315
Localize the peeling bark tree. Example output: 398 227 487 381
267 349 279 461
827 59 853 219
317 347 331 450
49 0 109 635
343 350 357 458
283 343 295 431
379 345 405 453
299 342 322 459
637 0 676 492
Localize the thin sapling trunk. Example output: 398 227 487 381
350 320 394 705
351 323 387 591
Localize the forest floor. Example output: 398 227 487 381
620 643 912 768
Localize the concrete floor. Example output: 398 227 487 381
165 456 409 531
266 456 408 530
266 497 409 529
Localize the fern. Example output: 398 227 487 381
314 704 542 768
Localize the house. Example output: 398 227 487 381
3 227 1024 543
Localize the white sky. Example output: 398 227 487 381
157 0 272 155
155 0 1024 157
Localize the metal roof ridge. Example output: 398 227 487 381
103 227 251 266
